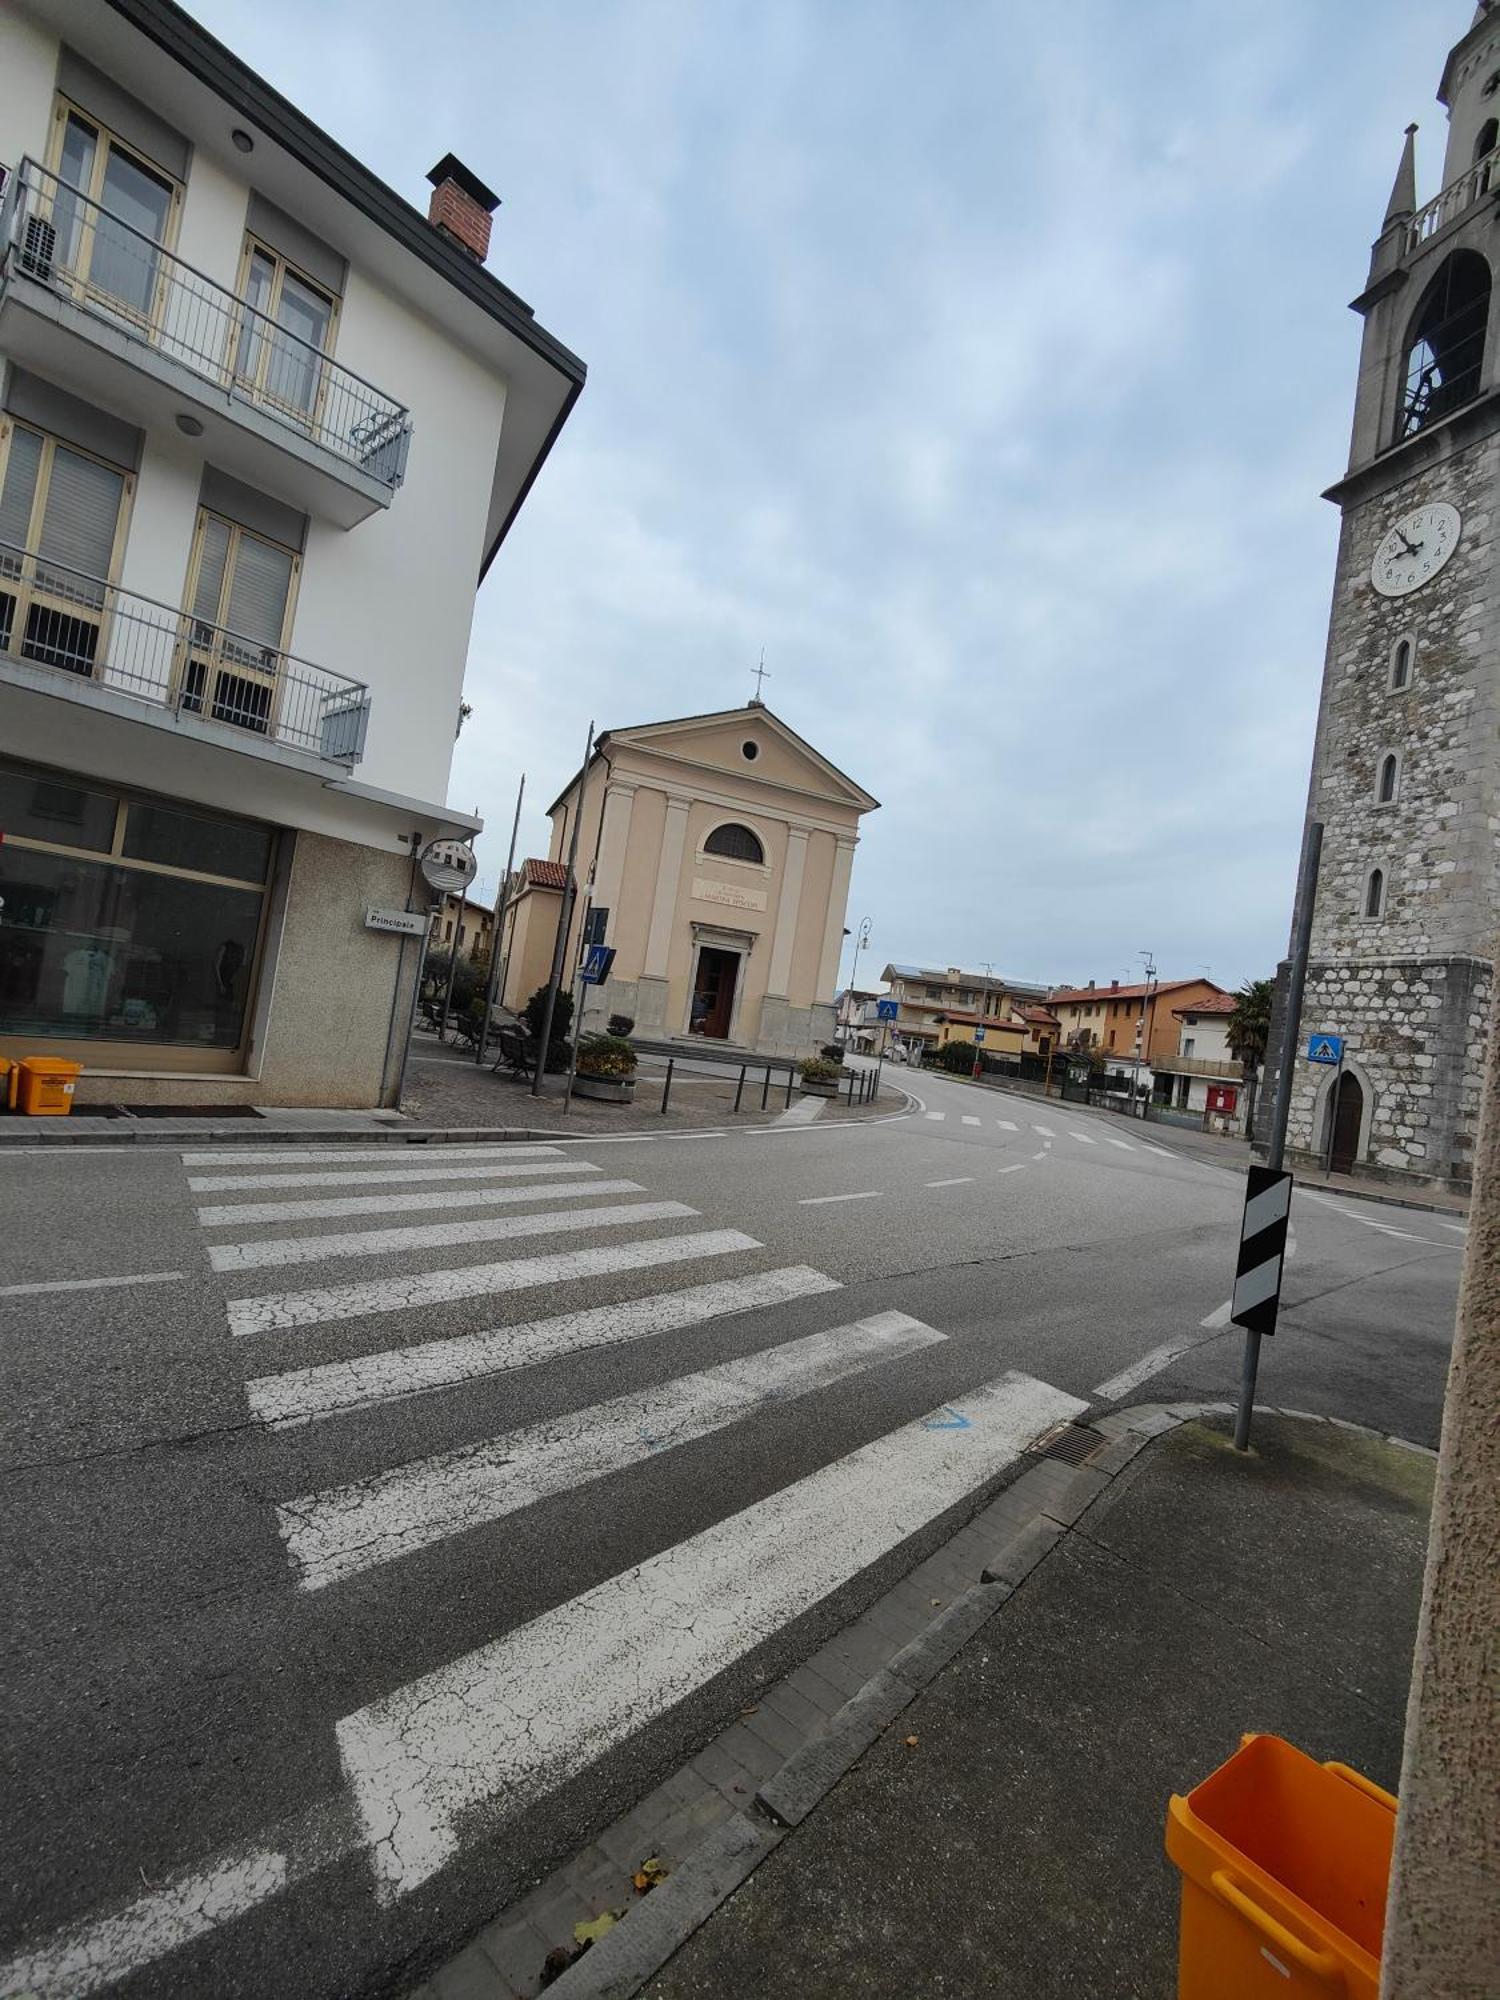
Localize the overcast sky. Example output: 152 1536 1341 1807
197 0 1455 991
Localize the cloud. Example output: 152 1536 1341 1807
195 0 1454 982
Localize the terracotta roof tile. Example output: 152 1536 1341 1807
522 858 569 890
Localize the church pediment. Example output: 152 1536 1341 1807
602 707 878 813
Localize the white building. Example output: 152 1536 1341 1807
1150 994 1245 1128
0 0 583 1106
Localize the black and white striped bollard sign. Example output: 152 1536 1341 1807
1230 1166 1293 1337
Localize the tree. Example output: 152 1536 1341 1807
1227 977 1273 1142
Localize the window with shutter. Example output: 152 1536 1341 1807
45 103 181 326
179 508 297 734
0 419 130 676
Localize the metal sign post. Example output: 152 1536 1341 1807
476 773 525 1067
534 720 594 1097
1232 820 1323 1451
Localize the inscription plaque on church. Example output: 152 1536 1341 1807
692 877 768 912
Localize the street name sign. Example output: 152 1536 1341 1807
1307 1034 1344 1065
1230 1166 1293 1338
365 907 428 937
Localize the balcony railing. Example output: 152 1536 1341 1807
0 537 369 764
1407 144 1500 255
1153 1051 1244 1080
0 158 411 491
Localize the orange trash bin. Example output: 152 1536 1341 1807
1166 1733 1396 1999
16 1056 83 1116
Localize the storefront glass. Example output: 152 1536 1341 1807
0 761 273 1055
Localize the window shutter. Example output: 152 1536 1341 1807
36 445 123 580
192 517 231 626
224 533 292 652
0 427 43 554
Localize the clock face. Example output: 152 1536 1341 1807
1371 502 1462 597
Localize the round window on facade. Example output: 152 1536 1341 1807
742 740 759 761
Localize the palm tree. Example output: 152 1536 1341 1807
1227 978 1273 1142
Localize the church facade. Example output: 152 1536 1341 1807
500 704 877 1057
1265 3 1500 1193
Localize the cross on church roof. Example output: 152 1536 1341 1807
750 652 770 705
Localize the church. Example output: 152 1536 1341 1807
497 703 878 1056
1264 2 1500 1192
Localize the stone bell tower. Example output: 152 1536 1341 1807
1265 2 1500 1192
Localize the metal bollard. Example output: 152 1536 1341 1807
760 1065 771 1111
660 1058 674 1116
733 1063 746 1113
785 1065 794 1109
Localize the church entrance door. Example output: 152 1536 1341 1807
690 946 739 1039
1327 1071 1364 1175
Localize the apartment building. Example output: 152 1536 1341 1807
431 893 493 964
1047 978 1228 1067
0 0 583 1106
878 962 1051 1055
1150 992 1244 1121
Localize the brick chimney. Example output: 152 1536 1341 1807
425 154 500 263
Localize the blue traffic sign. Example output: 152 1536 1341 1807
875 998 899 1021
1307 1034 1344 1066
581 943 616 986
974 1026 986 1042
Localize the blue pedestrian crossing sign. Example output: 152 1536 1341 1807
1307 1034 1344 1065
875 998 899 1021
581 943 616 986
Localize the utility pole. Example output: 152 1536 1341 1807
1233 820 1322 1452
532 719 594 1097
475 773 524 1067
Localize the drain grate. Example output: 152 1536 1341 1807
1026 1421 1109 1468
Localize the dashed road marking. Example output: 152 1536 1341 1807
798 1191 881 1207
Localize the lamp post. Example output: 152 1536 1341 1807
846 916 871 1050
1131 950 1157 1119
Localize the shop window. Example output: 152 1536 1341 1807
0 418 132 676
0 758 273 1060
703 821 765 864
180 509 299 735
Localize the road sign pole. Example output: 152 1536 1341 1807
534 720 594 1097
1233 818 1323 1451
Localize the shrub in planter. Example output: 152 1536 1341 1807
819 1043 846 1065
607 1013 636 1038
576 1034 638 1079
799 1056 842 1096
522 984 575 1072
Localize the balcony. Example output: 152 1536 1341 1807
0 536 369 768
1407 144 1500 256
0 160 411 528
1153 1051 1244 1081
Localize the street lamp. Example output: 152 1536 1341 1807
845 916 872 1047
1132 949 1157 1120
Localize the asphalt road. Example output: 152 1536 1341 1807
0 1065 1461 1998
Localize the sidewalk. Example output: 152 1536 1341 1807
486 1409 1432 2000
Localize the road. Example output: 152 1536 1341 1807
0 1064 1461 1998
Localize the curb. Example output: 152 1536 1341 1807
0 1098 912 1149
410 1402 1437 2000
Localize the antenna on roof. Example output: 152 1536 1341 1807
750 651 770 706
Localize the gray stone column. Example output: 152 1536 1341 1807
1380 953 1500 1996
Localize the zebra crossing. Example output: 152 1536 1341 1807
0 1138 1086 1989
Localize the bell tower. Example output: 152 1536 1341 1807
1266 2 1500 1192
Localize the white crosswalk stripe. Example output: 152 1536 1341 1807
1068 1130 1096 1145
338 1369 1088 1898
279 1310 947 1589
188 1159 599 1193
924 1110 945 1121
209 1200 695 1274
247 1266 843 1427
961 1115 981 1126
1032 1124 1055 1138
38 1142 1091 1993
997 1119 1017 1131
228 1229 760 1336
182 1145 561 1167
196 1177 641 1227
1105 1137 1133 1151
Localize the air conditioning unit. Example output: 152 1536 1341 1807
19 214 55 281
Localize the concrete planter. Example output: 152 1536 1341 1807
800 1078 840 1098
573 1073 637 1103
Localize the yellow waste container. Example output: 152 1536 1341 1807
16 1056 83 1116
1166 1733 1396 1999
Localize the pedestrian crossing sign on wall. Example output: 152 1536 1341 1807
1307 1034 1344 1065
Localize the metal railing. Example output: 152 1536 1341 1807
0 537 370 763
1152 1051 1244 1080
0 158 411 490
1407 144 1500 254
